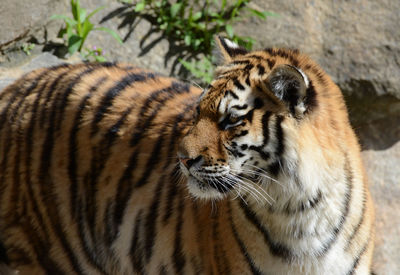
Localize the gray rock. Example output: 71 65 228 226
362 141 400 275
0 52 77 92
0 0 69 47
20 52 67 72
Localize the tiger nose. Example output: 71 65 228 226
180 156 202 169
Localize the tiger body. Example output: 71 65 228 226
0 37 374 274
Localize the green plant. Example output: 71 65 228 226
21 43 35 56
82 46 107 62
51 0 122 58
180 56 214 84
124 0 276 83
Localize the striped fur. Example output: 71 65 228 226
0 38 374 274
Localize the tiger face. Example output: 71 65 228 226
179 37 315 200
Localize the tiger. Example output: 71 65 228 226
0 36 374 275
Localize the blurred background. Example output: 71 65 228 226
0 1 399 273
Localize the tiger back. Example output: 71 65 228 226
0 37 374 274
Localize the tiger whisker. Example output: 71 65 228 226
233 172 275 203
239 164 283 186
227 173 274 205
225 174 270 205
218 176 249 205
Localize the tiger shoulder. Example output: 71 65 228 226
0 36 374 275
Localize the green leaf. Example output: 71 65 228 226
225 24 234 38
184 35 191 46
50 14 77 26
68 35 83 54
170 3 182 18
81 20 94 40
94 27 123 44
79 8 87 23
194 39 201 48
87 6 105 20
262 11 279 17
192 11 202 21
95 55 107 62
135 1 146 12
247 8 266 19
71 0 78 20
247 9 278 19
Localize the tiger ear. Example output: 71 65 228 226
266 64 312 117
213 36 248 64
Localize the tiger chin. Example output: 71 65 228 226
0 36 374 275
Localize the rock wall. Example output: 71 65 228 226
1 0 399 273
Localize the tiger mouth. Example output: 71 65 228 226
189 175 235 193
185 174 237 199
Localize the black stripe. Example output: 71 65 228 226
76 197 108 274
266 59 276 69
246 55 264 60
87 104 134 242
231 104 248 110
104 200 115 246
130 81 190 147
21 76 68 274
0 69 54 131
232 60 251 65
172 194 186 275
39 65 84 127
233 79 245 91
212 214 231 275
269 189 323 215
142 126 173 262
134 126 168 189
91 72 157 137
0 71 49 191
10 103 30 224
130 210 146 274
68 77 109 274
226 90 239 99
257 64 265 76
113 82 191 237
69 76 108 219
239 200 295 261
244 64 254 71
162 98 197 224
143 177 164 262
345 188 367 250
228 203 263 275
304 80 317 113
346 237 371 275
0 239 8 265
274 116 285 156
276 49 289 59
267 161 280 176
245 76 251 86
38 68 102 274
247 111 272 160
234 130 249 138
262 112 272 145
163 165 180 224
54 65 105 132
318 155 353 256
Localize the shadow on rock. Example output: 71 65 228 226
342 79 400 151
100 4 201 79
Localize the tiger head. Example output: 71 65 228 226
178 36 319 201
